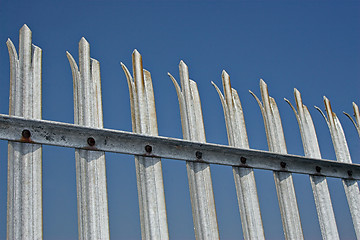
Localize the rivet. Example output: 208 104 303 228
280 162 286 168
22 129 31 138
316 166 321 173
240 157 247 164
348 170 353 177
87 137 95 146
145 145 152 153
196 151 202 159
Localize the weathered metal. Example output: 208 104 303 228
344 102 360 137
212 71 265 239
250 80 304 239
3 25 359 240
285 89 339 239
121 50 169 240
316 97 360 239
0 114 359 179
67 38 110 240
6 24 43 240
168 61 219 240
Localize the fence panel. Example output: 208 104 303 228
2 25 360 240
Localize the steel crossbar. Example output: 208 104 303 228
0 114 358 180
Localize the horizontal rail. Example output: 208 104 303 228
0 114 359 180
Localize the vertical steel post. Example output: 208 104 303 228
212 71 265 239
250 80 304 239
121 50 169 240
168 61 219 240
6 24 43 240
316 97 360 238
67 38 110 240
286 89 339 239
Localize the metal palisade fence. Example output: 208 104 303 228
1 25 360 240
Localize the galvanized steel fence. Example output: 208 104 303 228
1 25 360 239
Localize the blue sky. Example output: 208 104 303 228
0 0 359 239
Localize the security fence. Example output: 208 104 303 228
1 25 359 240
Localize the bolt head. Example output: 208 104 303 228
22 129 31 138
87 137 95 146
145 145 152 153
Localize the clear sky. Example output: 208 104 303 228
0 0 359 239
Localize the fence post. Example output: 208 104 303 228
67 38 110 240
168 61 219 240
250 80 304 239
6 24 43 240
212 71 265 239
121 50 169 240
316 97 360 238
285 89 339 239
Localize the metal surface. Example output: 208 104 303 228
316 97 360 238
67 38 110 240
250 80 304 239
121 50 169 240
6 25 43 240
286 89 339 239
344 102 360 137
168 61 219 240
1 114 360 180
212 71 265 239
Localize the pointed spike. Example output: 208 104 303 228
249 90 264 109
221 69 228 76
6 38 18 60
66 51 80 75
294 88 303 110
222 71 233 108
179 60 187 68
132 50 142 67
132 49 142 64
91 57 99 65
20 24 31 34
6 38 13 45
79 37 89 45
315 105 329 122
323 96 334 117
